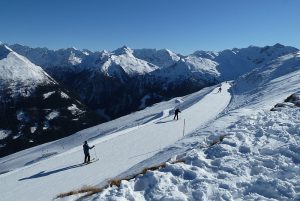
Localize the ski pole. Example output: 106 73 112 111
94 146 98 160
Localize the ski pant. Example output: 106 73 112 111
174 114 179 120
84 153 90 163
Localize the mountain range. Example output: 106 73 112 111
0 42 298 156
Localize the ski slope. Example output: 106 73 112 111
89 69 300 201
0 83 231 201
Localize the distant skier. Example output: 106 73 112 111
173 108 181 120
217 87 222 93
83 141 95 163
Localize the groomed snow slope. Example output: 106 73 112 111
0 83 231 201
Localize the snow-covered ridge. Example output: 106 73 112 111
133 48 181 68
0 45 53 97
192 43 298 80
9 43 299 82
97 46 159 78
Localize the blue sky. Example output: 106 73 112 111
0 0 299 54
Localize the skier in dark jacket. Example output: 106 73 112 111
217 87 222 93
173 108 181 120
83 141 95 163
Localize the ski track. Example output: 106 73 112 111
0 83 231 201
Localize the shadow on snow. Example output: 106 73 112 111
19 163 83 181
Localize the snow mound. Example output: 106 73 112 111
92 108 300 201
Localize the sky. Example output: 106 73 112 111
0 0 299 55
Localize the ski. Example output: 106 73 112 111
83 158 99 165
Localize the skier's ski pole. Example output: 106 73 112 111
94 146 98 160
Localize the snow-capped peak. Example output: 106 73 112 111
132 48 181 68
112 45 133 55
68 51 82 65
0 45 53 97
71 46 78 51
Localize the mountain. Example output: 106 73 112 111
88 46 159 81
9 44 218 120
9 44 86 68
0 45 99 156
133 48 181 68
192 43 298 80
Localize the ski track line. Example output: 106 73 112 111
62 108 172 155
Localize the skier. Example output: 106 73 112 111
217 87 222 93
173 108 181 120
83 141 95 163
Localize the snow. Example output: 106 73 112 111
9 43 298 86
83 56 300 201
1 44 300 201
43 91 55 99
0 130 11 140
0 45 54 97
43 121 50 130
46 110 60 120
67 104 83 115
94 108 299 201
30 126 37 134
133 48 180 68
82 51 90 56
153 58 218 83
9 44 88 69
68 51 82 65
60 91 69 99
100 46 159 78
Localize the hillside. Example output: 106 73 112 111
0 45 99 156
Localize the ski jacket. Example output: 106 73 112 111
175 109 181 115
83 144 93 154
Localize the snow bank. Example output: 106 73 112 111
91 108 300 200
